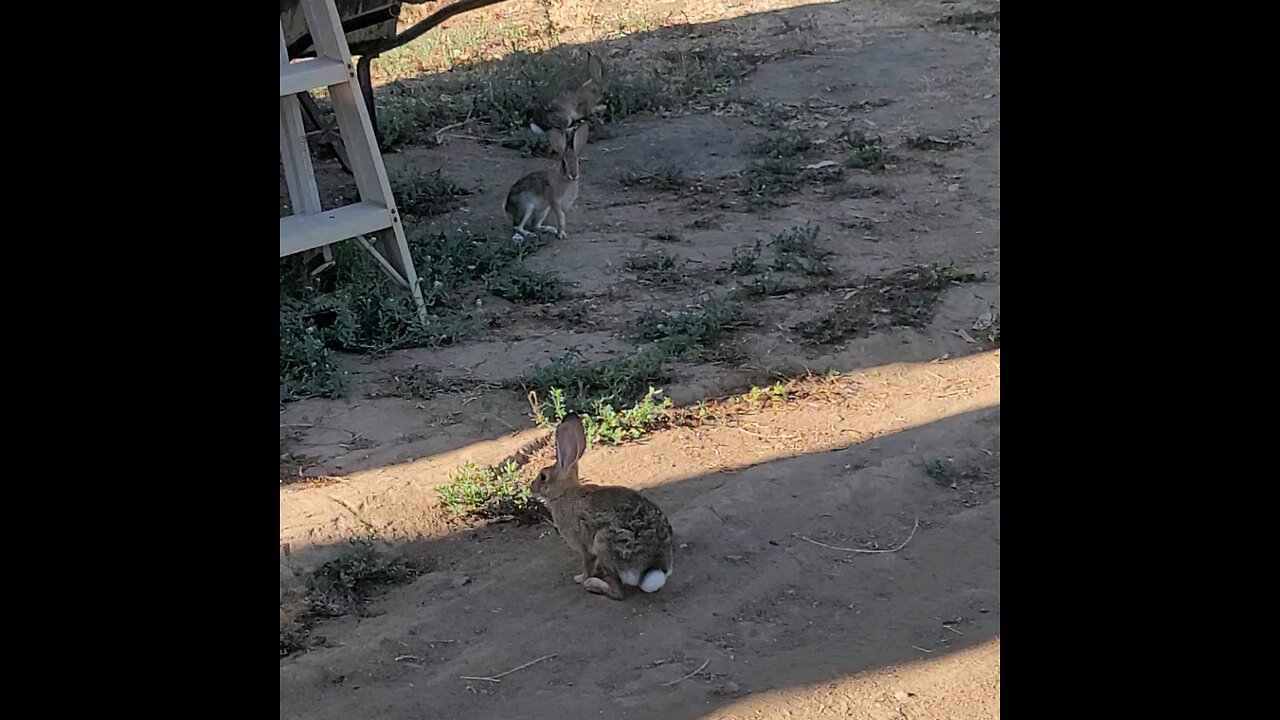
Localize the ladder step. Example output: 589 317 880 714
280 202 393 257
280 57 350 96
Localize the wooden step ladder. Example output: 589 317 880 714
279 0 427 321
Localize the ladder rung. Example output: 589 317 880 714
280 202 393 257
280 57 349 96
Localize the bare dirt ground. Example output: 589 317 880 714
280 0 1000 717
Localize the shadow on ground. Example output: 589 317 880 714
280 404 1001 719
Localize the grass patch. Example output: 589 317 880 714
631 298 746 359
736 159 844 211
797 264 983 344
625 249 687 286
553 298 591 325
737 382 793 408
845 149 891 171
904 133 970 151
499 127 552 156
304 540 426 619
521 345 671 414
770 224 832 276
738 158 802 197
604 50 753 120
376 46 754 149
280 299 346 401
409 229 525 290
279 248 462 403
745 130 812 159
730 272 807 298
533 375 804 449
620 167 694 193
585 390 672 444
393 169 471 218
925 459 956 485
533 386 673 446
940 10 1001 33
527 371 852 453
486 265 567 305
375 11 548 80
374 102 426 151
924 457 996 489
523 297 748 421
281 540 427 654
840 129 894 171
438 460 538 521
826 183 886 200
731 240 763 275
279 230 558 403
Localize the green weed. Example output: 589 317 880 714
438 461 534 520
304 540 425 619
797 264 983 344
393 169 471 217
746 131 812 159
770 224 832 276
631 299 745 359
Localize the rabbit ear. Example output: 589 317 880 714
548 128 567 155
556 414 587 470
587 52 604 82
572 123 589 154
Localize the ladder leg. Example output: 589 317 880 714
301 0 426 322
298 92 353 175
357 55 379 141
280 23 324 219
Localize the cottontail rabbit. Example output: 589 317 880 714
530 51 607 134
505 124 589 242
531 414 674 600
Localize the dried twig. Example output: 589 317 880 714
661 659 710 687
795 516 920 554
460 653 556 683
434 110 474 144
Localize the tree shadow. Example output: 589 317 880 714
281 404 1000 719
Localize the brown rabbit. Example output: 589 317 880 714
531 414 674 600
530 51 607 134
505 124 589 242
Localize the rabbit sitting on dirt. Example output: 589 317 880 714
529 51 608 135
531 414 674 600
505 124 589 242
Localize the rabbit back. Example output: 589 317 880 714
505 170 555 220
576 485 674 581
